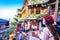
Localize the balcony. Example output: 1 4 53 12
31 1 35 5
35 14 40 19
28 0 49 6
36 0 40 4
30 14 34 18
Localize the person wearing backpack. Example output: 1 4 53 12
56 17 60 36
40 15 59 40
19 23 26 40
55 17 60 40
20 23 25 32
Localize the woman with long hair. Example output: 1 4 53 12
40 15 59 40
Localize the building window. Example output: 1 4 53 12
36 7 40 14
31 8 34 14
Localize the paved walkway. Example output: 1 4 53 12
15 28 43 40
16 31 40 40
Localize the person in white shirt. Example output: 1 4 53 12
40 15 59 40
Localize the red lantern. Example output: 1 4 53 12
17 24 20 31
50 11 54 15
30 22 32 29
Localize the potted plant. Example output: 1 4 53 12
31 1 34 5
36 0 40 4
30 14 34 18
36 14 40 19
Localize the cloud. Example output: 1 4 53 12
0 8 17 20
0 5 23 20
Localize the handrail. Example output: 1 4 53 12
2 26 17 40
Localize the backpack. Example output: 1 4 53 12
55 25 60 36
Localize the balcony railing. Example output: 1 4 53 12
30 14 34 18
36 0 40 4
28 0 49 5
35 14 40 19
31 1 34 5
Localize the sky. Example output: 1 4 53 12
0 0 24 20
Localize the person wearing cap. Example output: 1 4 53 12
41 15 59 40
32 15 59 40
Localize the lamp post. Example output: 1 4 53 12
54 0 59 21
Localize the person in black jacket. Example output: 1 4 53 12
55 17 60 36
